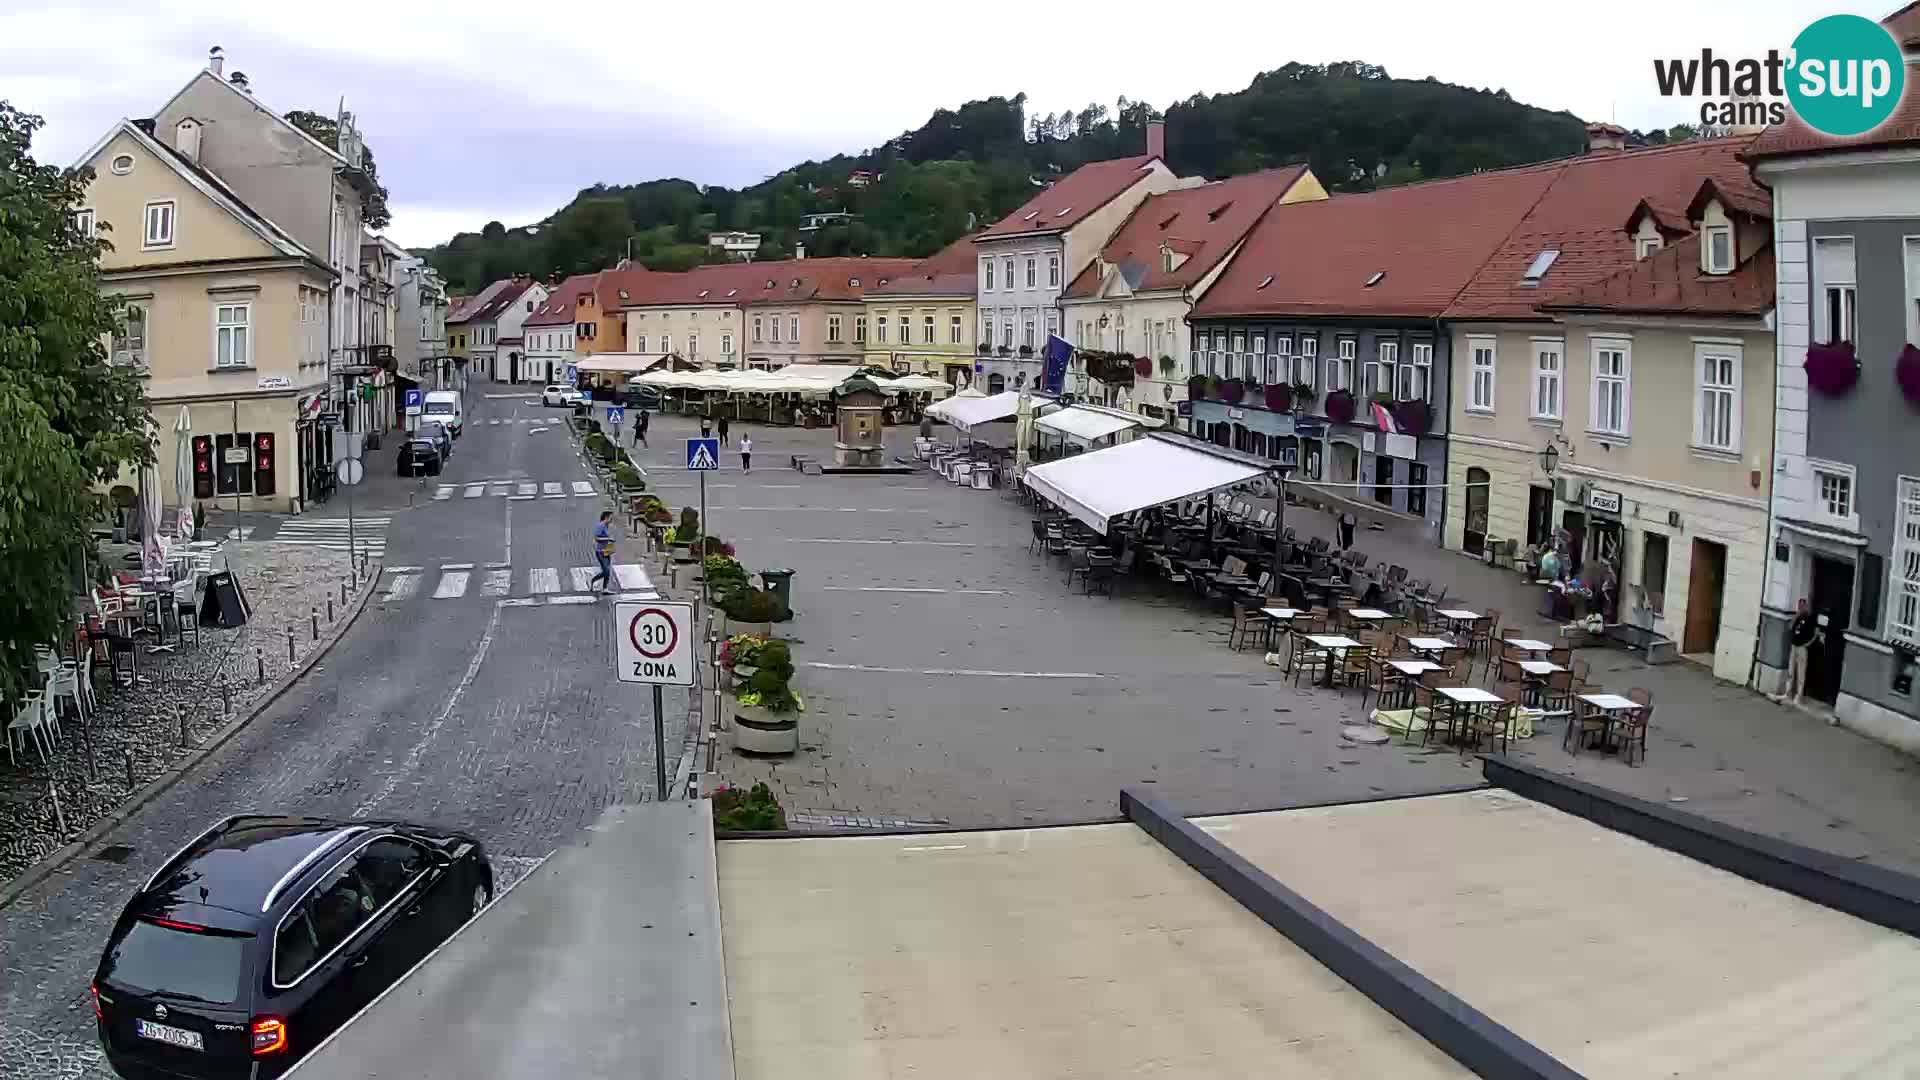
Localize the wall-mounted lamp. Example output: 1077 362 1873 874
1538 443 1559 475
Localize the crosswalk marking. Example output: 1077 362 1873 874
569 566 596 593
529 567 560 594
464 484 485 499
490 482 510 496
548 595 597 606
382 573 418 602
481 569 512 596
571 481 595 497
517 482 537 496
542 482 563 498
271 517 389 556
434 485 453 501
432 571 470 599
613 564 652 591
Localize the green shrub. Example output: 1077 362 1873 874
755 640 794 680
612 463 645 490
723 588 781 624
679 506 699 536
742 667 800 713
711 782 785 831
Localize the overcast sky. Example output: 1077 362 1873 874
5 0 1843 248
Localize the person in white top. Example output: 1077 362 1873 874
739 434 752 473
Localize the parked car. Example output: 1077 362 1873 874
621 384 660 409
396 437 442 476
93 815 492 1079
416 420 454 461
541 384 583 408
422 391 463 437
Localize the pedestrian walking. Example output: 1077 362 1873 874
634 408 649 448
1786 598 1819 707
739 434 753 473
1338 509 1357 550
589 510 615 594
717 415 731 444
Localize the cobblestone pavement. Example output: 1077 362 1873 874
0 394 689 1078
0 544 357 883
632 413 1919 876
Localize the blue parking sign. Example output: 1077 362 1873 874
686 438 720 471
403 388 423 414
607 406 625 427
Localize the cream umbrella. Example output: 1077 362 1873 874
1014 392 1034 477
172 407 194 539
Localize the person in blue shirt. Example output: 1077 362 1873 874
590 510 615 594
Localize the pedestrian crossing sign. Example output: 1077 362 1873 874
686 437 720 471
607 406 625 427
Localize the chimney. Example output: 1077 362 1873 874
1146 119 1166 160
1585 122 1626 153
794 243 806 260
174 118 202 164
229 71 250 93
207 46 225 76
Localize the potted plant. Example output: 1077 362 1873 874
1263 383 1294 412
1186 374 1210 401
1897 343 1920 408
1018 344 1034 358
710 782 786 831
612 462 646 491
733 657 802 754
1290 380 1315 405
722 588 782 636
1133 355 1154 379
1219 378 1246 404
1325 389 1356 424
996 345 1011 357
1392 399 1432 435
671 507 699 560
720 632 769 689
1369 389 1395 408
1804 341 1859 396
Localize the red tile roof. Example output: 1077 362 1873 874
594 266 657 310
867 233 982 297
1443 136 1762 320
448 278 533 325
613 258 920 309
1191 164 1563 319
1062 166 1309 300
1886 1 1920 48
974 155 1161 241
524 273 600 327
1537 233 1774 317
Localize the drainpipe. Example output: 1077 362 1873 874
1744 158 1777 692
1432 316 1448 549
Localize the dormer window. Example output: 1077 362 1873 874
849 277 860 287
1022 210 1039 221
1634 235 1663 260
1257 275 1274 289
1054 207 1072 217
1364 271 1386 288
1162 249 1174 273
698 289 709 298
1703 225 1734 275
1521 250 1559 285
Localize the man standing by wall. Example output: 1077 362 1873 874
1785 598 1818 707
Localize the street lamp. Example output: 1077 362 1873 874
1538 442 1559 475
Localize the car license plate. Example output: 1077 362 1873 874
135 1019 204 1051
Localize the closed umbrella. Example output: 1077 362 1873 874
173 407 194 539
1014 392 1033 477
139 458 164 577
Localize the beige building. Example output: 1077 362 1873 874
76 118 334 512
863 235 979 385
619 258 916 370
1446 172 1775 683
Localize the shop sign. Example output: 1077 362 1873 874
256 375 291 390
1587 486 1624 514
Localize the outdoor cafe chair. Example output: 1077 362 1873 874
1467 701 1518 756
1338 643 1374 692
1028 520 1048 555
1085 558 1118 597
1563 696 1612 755
1618 688 1655 765
44 660 84 730
1228 604 1264 652
1154 554 1191 595
7 690 54 766
1065 546 1092 590
1288 629 1331 686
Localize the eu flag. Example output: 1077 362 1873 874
1041 334 1072 394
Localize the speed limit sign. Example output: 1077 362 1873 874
615 601 693 686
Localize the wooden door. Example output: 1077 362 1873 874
1463 467 1490 556
1683 539 1726 654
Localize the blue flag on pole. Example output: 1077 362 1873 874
1041 334 1072 395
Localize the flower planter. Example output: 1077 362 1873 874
1804 341 1860 397
1392 399 1431 435
727 618 773 638
732 702 799 755
1897 344 1920 408
1219 378 1246 404
723 663 758 692
1263 384 1293 412
1324 389 1356 425
1187 375 1211 401
1133 356 1153 378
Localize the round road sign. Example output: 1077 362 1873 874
628 606 679 659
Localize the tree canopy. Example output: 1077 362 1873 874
422 61 1588 293
0 101 152 699
285 109 392 230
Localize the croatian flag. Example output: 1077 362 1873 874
1371 400 1400 434
1041 334 1072 395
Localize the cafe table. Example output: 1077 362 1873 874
1379 658 1439 708
1578 692 1645 751
1436 686 1504 745
1347 607 1391 624
1305 634 1362 689
1260 607 1301 651
1506 637 1555 655
1517 660 1565 706
1406 636 1456 659
1437 608 1483 632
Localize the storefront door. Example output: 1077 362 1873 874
1526 486 1555 547
1463 467 1490 556
1683 539 1727 655
1589 519 1624 621
1806 555 1854 705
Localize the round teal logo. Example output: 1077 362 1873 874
1787 14 1906 137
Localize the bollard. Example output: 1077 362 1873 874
341 580 349 605
48 780 67 837
256 647 265 683
83 721 96 782
311 607 319 642
222 683 231 716
124 750 135 793
178 704 190 748
328 596 335 622
286 628 295 665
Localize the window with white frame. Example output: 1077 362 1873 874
1890 476 1920 648
688 333 699 359
143 200 175 248
895 315 909 344
1047 255 1060 288
661 333 672 355
1024 318 1035 349
1704 225 1734 274
874 315 885 345
982 314 994 345
1251 333 1266 359
983 260 994 291
636 334 648 353
751 316 762 343
1906 237 1920 346
1814 237 1857 345
1694 343 1741 452
855 315 867 343
1297 337 1317 387
74 209 95 238
1635 235 1662 260
789 315 799 342
1002 320 1014 347
1810 460 1856 530
1530 339 1563 420
1025 257 1036 288
1273 335 1293 383
827 314 842 342
1002 258 1014 289
1590 339 1630 435
769 316 781 344
1045 310 1058 343
1330 337 1356 392
1192 332 1207 375
213 302 250 368
1264 352 1280 386
1467 336 1496 411
950 314 962 344
112 301 148 368
921 314 934 344
721 332 733 357
1369 340 1398 395
1399 341 1432 401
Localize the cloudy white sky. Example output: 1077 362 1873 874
5 0 1846 248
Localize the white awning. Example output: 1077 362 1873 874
1034 406 1142 446
576 353 668 374
1024 437 1269 534
930 390 1022 431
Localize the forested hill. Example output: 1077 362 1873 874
423 62 1589 293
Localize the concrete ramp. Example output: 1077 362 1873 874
293 801 733 1079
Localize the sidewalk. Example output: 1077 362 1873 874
1284 498 1920 876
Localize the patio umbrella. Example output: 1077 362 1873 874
1013 392 1033 476
172 406 194 539
139 457 164 577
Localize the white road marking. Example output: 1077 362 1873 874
821 586 1011 595
569 566 596 592
441 562 475 570
547 594 598 606
381 574 418 602
497 597 539 607
432 571 470 599
613 564 652 591
528 567 560 594
489 482 510 495
901 844 968 852
481 569 512 597
731 507 929 513
806 661 1104 679
529 427 549 434
517 482 537 496
571 481 594 496
464 484 486 499
542 482 563 496
383 566 423 574
781 538 978 547
433 485 453 501
488 419 502 425
354 603 500 818
509 495 535 501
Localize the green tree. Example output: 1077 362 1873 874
284 109 392 230
0 101 151 698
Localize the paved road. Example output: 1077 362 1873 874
0 390 691 1078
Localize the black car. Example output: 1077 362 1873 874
396 437 442 476
620 384 660 409
416 420 454 460
94 815 492 1079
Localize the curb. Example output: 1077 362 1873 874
0 559 385 911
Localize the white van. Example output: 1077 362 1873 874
423 390 463 437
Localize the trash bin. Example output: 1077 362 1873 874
759 567 796 620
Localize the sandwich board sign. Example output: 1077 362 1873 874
615 601 693 686
686 437 720 471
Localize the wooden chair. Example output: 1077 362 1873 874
1339 643 1374 692
1228 604 1263 652
1467 701 1517 755
1563 696 1610 754
1618 687 1655 765
1361 654 1407 711
1290 630 1332 687
1548 644 1573 669
1417 672 1457 747
1485 637 1514 687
